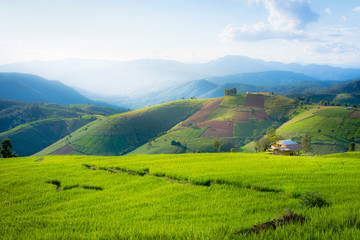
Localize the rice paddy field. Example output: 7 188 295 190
1 152 360 239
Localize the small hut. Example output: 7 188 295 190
270 139 302 156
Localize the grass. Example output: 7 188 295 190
234 120 273 140
1 152 360 239
264 94 300 121
220 94 247 108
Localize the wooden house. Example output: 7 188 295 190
269 139 302 156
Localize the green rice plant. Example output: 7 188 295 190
299 191 330 208
1 153 360 239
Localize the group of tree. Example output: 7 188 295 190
212 140 235 152
254 128 283 153
0 139 17 158
224 88 237 96
318 100 341 106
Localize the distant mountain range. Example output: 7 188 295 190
0 72 123 109
0 55 359 96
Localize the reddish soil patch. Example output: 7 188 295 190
197 121 234 138
226 110 269 122
348 111 360 118
254 110 270 120
183 97 224 126
49 143 76 155
228 111 253 122
245 94 264 109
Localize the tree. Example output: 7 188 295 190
0 139 18 158
218 142 234 152
212 140 220 151
301 133 312 153
254 128 283 153
349 142 356 151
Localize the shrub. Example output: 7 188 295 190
299 191 329 208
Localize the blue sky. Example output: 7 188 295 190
1 0 360 66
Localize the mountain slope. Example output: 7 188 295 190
0 99 123 132
0 116 97 156
130 94 299 154
276 107 360 154
0 72 92 105
36 99 210 156
318 79 360 94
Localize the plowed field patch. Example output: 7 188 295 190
348 111 360 119
183 97 224 125
49 144 76 155
245 94 264 109
197 121 234 138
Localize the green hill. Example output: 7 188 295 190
0 100 124 156
276 106 360 154
0 99 123 132
285 79 360 105
36 99 209 156
130 93 299 154
0 116 97 156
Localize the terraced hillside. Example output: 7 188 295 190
276 106 360 154
37 99 209 156
131 93 299 154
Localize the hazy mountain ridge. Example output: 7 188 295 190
110 72 348 109
0 72 123 109
1 55 359 96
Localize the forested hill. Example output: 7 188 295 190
0 99 123 132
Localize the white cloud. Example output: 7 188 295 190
221 0 319 41
353 6 360 12
342 16 347 21
325 8 331 15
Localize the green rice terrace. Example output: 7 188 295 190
36 99 209 156
1 152 360 239
130 93 298 154
276 106 360 154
